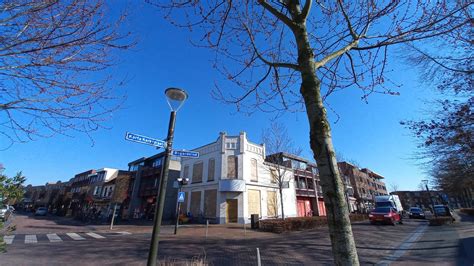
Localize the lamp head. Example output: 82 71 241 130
165 87 188 111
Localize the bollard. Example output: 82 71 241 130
110 203 117 230
205 219 209 240
256 247 261 266
244 222 247 238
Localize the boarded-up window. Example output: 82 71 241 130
204 189 217 218
208 158 215 181
267 191 277 217
227 156 238 179
248 189 261 216
192 162 203 183
190 191 201 216
180 191 188 214
183 166 189 179
271 169 278 183
250 159 258 182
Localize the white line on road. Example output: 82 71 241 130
66 233 85 240
86 232 105 239
25 235 37 244
3 235 15 245
46 233 63 242
377 224 428 265
115 231 131 235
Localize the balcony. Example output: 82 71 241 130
139 186 158 197
218 179 246 192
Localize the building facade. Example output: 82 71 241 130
180 132 297 224
338 162 388 212
266 152 327 217
127 153 181 221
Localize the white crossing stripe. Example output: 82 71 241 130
3 235 15 245
46 233 63 242
66 233 85 240
25 235 37 244
86 232 105 239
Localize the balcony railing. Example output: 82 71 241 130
139 186 158 197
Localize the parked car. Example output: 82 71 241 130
433 205 455 221
369 207 402 225
408 207 425 219
35 207 48 216
0 204 12 221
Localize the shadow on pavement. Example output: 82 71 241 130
457 236 474 265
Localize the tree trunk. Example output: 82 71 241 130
295 25 359 265
279 186 285 220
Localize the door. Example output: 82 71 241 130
297 199 306 217
226 199 238 223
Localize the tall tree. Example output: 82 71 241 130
401 4 473 204
151 1 472 264
262 122 302 219
0 171 26 204
0 0 133 148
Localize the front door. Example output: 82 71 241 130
226 199 238 223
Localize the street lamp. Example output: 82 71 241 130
422 179 437 218
147 88 188 266
174 177 189 235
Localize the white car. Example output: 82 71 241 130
35 207 48 216
0 204 12 221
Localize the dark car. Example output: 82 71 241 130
369 207 402 225
409 207 425 219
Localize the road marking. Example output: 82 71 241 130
25 235 37 244
66 233 85 240
46 233 63 242
377 224 428 265
86 232 105 239
3 235 15 245
115 231 131 235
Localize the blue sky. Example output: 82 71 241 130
1 3 439 191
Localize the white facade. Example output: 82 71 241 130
180 132 297 224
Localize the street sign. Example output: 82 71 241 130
125 132 166 148
172 150 200 158
177 192 185 203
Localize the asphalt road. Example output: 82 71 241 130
1 212 473 265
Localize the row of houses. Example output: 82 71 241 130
22 132 388 224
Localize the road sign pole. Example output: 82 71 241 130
147 111 176 266
174 187 181 235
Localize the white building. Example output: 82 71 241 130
180 132 297 224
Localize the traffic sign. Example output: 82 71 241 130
125 132 166 148
177 192 185 203
172 150 200 158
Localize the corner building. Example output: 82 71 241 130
180 132 297 224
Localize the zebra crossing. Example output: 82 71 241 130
2 231 130 245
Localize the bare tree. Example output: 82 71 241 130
389 182 400 193
0 0 133 148
262 122 302 219
150 1 472 264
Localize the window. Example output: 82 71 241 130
108 187 113 197
152 158 163 168
227 156 238 179
183 165 189 179
270 169 278 183
207 159 215 181
204 189 217 218
192 162 203 183
298 178 306 189
250 159 258 182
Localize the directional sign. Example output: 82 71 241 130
172 150 200 158
125 132 166 148
177 192 185 203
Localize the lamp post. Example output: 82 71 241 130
174 177 189 235
147 88 188 266
422 179 436 218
